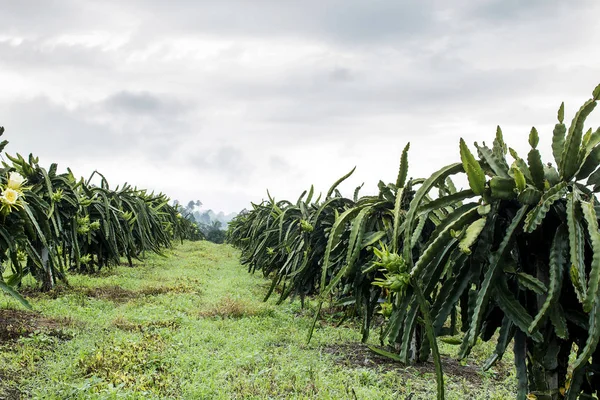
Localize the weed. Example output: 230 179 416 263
77 332 179 397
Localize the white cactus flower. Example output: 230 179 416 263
1 188 20 205
7 172 26 190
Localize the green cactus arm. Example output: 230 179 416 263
417 189 475 216
366 345 403 362
575 136 600 180
564 365 587 400
510 147 534 182
577 126 600 167
0 280 32 310
512 165 527 192
515 272 547 295
306 184 315 204
403 162 463 267
495 277 543 342
431 254 470 334
310 196 352 226
475 142 510 178
460 139 486 195
458 217 487 254
490 176 517 200
410 214 428 248
527 149 546 190
493 125 508 156
344 206 372 277
526 127 546 190
552 121 567 170
517 186 542 205
409 204 479 279
529 224 568 334
412 279 445 400
482 316 514 371
458 288 479 359
513 331 528 400
352 183 363 202
566 191 587 302
582 200 600 312
559 95 597 181
391 187 404 253
445 177 458 194
571 290 600 371
319 206 362 291
548 303 568 339
464 205 529 351
523 182 567 233
399 300 420 363
326 167 356 200
360 230 386 248
396 143 410 188
295 190 307 205
587 166 600 188
277 207 290 243
382 287 413 344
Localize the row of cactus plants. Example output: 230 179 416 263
0 127 202 307
228 84 600 399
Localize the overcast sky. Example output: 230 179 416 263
1 1 599 213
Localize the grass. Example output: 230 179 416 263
0 241 515 399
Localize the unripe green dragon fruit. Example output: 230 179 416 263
373 272 410 296
388 273 410 293
76 215 90 234
373 243 407 273
51 188 64 202
89 220 101 231
300 219 313 232
379 302 393 318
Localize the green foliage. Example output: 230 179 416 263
552 103 567 168
459 139 485 195
418 85 600 398
0 242 514 399
523 182 567 233
528 225 568 334
0 127 201 304
77 333 175 395
559 95 597 180
582 200 600 313
397 143 410 188
458 217 486 254
230 84 600 399
198 220 226 244
527 128 546 190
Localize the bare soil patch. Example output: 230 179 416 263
0 309 74 343
322 342 498 385
198 296 272 319
81 285 138 302
22 283 199 303
112 316 181 332
0 381 21 400
83 284 199 302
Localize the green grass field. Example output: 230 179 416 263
0 241 515 399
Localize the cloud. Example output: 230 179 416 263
269 156 291 172
1 91 196 163
187 146 256 182
113 1 438 45
468 0 569 22
102 91 185 115
0 1 599 213
2 97 118 159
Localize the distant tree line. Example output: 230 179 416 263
174 199 235 244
